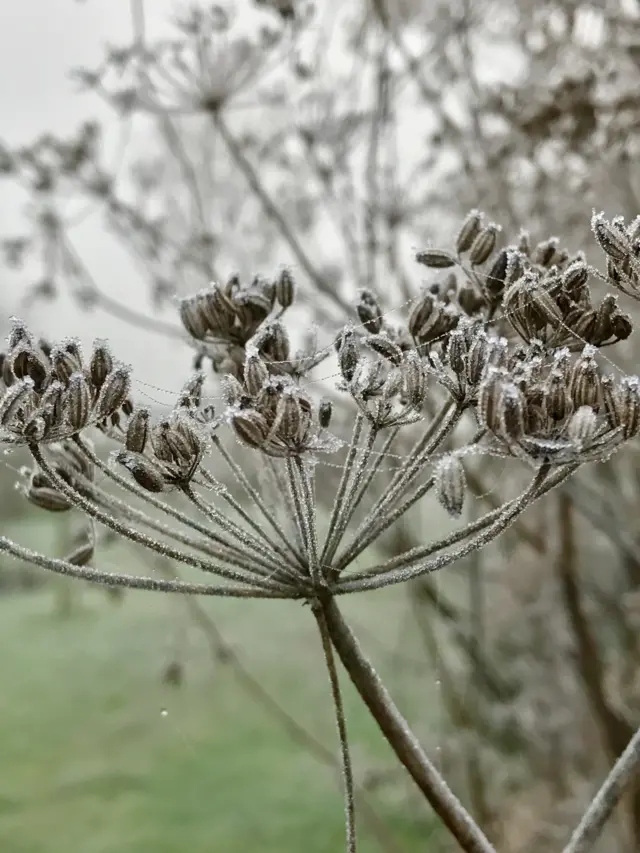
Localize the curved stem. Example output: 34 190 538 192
336 403 461 570
0 536 280 598
314 602 357 853
212 436 306 566
337 464 570 594
322 412 366 565
321 597 496 853
31 446 286 593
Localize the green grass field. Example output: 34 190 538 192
0 521 445 853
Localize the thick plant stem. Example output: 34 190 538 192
321 597 496 853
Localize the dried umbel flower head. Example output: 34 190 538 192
0 322 132 446
5 206 640 853
176 270 303 382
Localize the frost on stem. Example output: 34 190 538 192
2 212 640 853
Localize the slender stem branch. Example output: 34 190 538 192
563 726 640 853
336 474 435 573
321 598 496 853
0 536 280 598
30 446 285 592
314 602 357 853
184 485 299 583
337 403 461 568
337 464 567 594
286 456 311 569
322 412 366 565
323 421 378 568
211 436 306 565
294 457 321 584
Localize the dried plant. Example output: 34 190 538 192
4 2 640 851
2 204 640 853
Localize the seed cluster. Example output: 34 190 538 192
178 268 299 379
0 321 131 446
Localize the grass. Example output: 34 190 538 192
0 519 446 852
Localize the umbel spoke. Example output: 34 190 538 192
2 204 640 853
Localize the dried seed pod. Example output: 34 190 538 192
466 332 490 386
318 399 332 428
356 289 383 334
51 347 79 384
601 374 620 430
570 351 601 410
26 485 72 512
231 409 270 450
403 352 427 408
469 224 500 266
95 366 131 420
65 372 92 432
381 369 403 401
533 238 559 268
11 345 48 391
408 293 435 339
7 318 34 351
200 285 235 331
487 336 508 369
337 326 359 383
274 392 308 444
529 283 563 327
179 296 209 340
543 370 570 421
351 357 385 399
221 374 245 408
571 309 597 344
177 372 205 409
125 407 150 453
256 383 280 426
260 321 290 364
612 312 632 341
591 212 631 262
567 405 598 444
498 383 526 441
446 329 466 377
365 334 403 365
244 352 269 397
89 340 113 391
504 250 525 286
173 418 204 463
477 368 505 432
456 210 483 253
484 249 510 303
0 377 36 427
117 451 167 492
618 376 640 439
435 455 466 517
457 283 485 315
562 261 589 297
66 540 94 566
415 248 457 269
275 268 295 309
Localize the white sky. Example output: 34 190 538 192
0 0 194 409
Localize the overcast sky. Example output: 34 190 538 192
1 0 196 410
